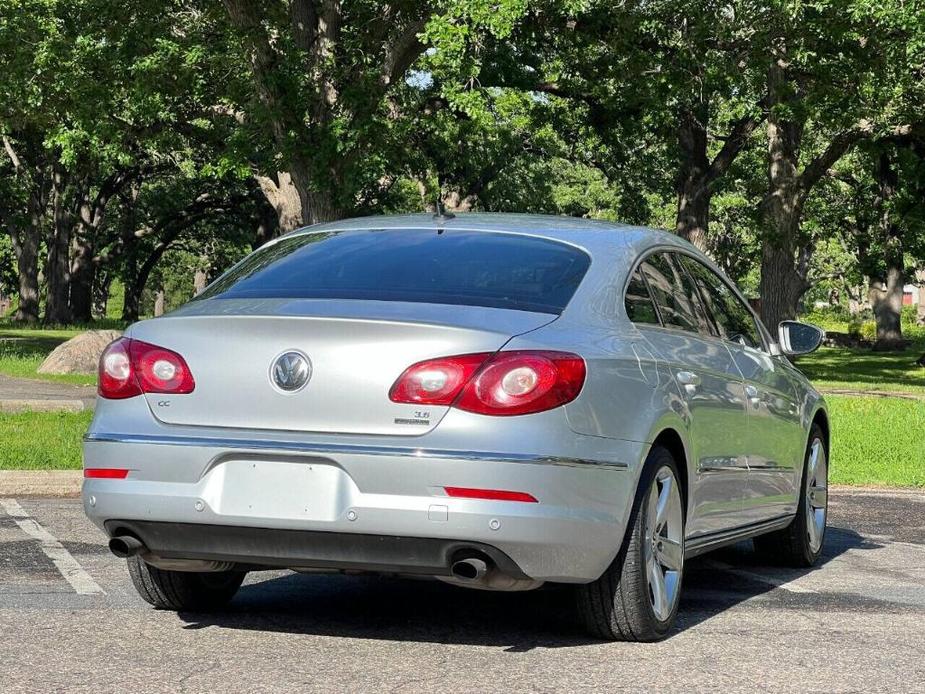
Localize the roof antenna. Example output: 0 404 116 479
433 199 455 223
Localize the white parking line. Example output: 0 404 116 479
0 498 105 595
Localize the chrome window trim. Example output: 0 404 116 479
83 432 629 470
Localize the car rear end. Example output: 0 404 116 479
83 222 641 586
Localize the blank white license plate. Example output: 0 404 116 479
203 459 352 521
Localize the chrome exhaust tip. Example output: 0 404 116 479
108 535 146 559
450 557 489 581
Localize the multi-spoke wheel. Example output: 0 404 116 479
754 423 828 567
644 466 684 621
578 445 685 641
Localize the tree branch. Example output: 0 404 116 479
1 135 23 172
381 18 429 87
799 120 875 194
706 111 765 184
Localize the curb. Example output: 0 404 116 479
0 399 88 413
0 470 82 497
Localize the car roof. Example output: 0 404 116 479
286 212 697 258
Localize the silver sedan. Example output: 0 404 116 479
83 213 828 641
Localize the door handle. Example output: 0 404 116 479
745 384 761 407
676 371 701 387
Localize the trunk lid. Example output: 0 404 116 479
129 298 555 436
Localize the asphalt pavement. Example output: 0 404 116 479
1 488 924 693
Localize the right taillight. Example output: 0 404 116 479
390 350 585 416
98 337 195 399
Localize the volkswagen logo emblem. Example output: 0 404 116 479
271 351 312 393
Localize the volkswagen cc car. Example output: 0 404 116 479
83 213 828 641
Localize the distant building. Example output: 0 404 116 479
903 284 919 306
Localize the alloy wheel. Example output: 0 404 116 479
805 438 828 554
643 465 684 622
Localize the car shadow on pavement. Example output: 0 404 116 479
176 525 879 650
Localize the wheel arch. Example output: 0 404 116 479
811 405 830 454
648 426 690 515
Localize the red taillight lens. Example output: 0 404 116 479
390 350 585 416
389 353 491 405
98 337 195 399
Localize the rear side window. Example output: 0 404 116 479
196 229 591 314
624 269 660 324
638 252 712 335
679 256 764 350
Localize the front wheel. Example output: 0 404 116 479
754 424 828 567
577 446 685 641
127 556 246 611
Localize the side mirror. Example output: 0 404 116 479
777 320 825 356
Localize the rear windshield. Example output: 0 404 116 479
196 229 591 314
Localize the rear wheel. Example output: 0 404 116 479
754 424 828 567
127 556 246 611
577 446 685 641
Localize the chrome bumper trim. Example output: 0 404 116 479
83 432 628 470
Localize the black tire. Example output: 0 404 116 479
577 445 685 642
753 423 828 567
127 556 246 611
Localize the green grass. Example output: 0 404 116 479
0 326 100 386
795 339 925 396
0 410 93 470
827 395 925 487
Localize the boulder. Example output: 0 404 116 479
37 329 122 375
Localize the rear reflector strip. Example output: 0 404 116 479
443 487 538 503
84 468 129 479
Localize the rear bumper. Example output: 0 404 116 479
103 520 528 577
83 432 643 582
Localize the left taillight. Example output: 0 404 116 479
98 337 195 399
390 350 585 416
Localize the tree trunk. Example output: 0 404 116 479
256 172 304 232
675 178 711 252
759 58 808 330
153 289 165 317
871 150 904 350
193 265 208 296
69 238 96 323
288 160 343 224
869 272 903 348
916 270 925 325
44 165 72 324
9 228 40 323
93 269 111 319
120 184 142 322
760 243 808 331
675 108 711 251
6 188 45 323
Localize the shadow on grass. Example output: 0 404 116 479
0 332 72 361
175 526 876 650
795 342 925 391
